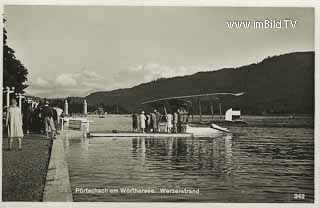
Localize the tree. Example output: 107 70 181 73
3 19 28 93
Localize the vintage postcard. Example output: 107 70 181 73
1 0 319 208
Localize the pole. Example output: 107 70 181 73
16 93 25 113
219 102 222 119
210 101 214 120
19 95 22 110
191 100 194 122
199 99 202 122
164 106 167 115
6 89 10 108
83 100 87 115
64 100 69 115
5 86 15 108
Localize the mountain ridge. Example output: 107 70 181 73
85 51 314 115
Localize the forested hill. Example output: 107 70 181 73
86 51 314 115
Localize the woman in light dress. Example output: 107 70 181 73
139 111 146 133
6 98 24 151
166 113 173 133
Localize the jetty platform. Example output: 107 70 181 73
89 132 193 138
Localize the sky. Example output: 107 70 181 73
4 6 314 98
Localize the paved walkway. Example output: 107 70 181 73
43 130 84 202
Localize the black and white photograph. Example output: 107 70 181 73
1 0 319 207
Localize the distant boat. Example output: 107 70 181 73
98 106 105 118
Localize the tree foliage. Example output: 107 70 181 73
3 19 28 93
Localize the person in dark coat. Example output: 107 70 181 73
145 113 151 132
155 109 161 132
150 111 156 133
32 100 44 134
23 103 33 134
132 112 138 132
42 100 56 139
177 109 182 133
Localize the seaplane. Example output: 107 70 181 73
89 92 246 138
141 91 246 137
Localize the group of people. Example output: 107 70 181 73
132 109 188 133
22 99 63 137
4 98 63 150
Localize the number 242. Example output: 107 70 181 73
294 193 305 200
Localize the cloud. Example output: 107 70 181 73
131 63 207 80
114 63 214 88
55 74 78 87
81 81 106 89
36 77 50 87
82 70 101 80
28 69 108 97
27 64 215 98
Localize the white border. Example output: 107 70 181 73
1 0 320 7
0 1 319 208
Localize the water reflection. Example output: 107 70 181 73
131 135 233 177
66 127 314 202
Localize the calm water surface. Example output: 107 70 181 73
65 126 314 202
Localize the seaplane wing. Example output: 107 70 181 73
141 92 246 105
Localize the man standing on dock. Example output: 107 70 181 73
146 113 151 132
150 111 157 133
155 109 161 132
132 112 138 132
177 109 182 133
173 111 178 133
139 111 146 133
42 100 56 139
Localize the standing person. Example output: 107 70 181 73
33 100 45 134
155 109 161 132
139 111 146 133
42 100 56 139
173 111 178 133
132 112 138 132
53 107 63 133
177 109 182 133
146 113 151 132
150 111 156 133
32 104 40 133
23 103 33 134
166 112 173 133
52 107 59 133
6 98 24 151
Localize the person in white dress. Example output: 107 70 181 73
6 98 24 150
139 111 146 133
166 113 173 133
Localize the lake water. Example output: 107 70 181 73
65 117 314 202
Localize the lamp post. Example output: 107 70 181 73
64 100 69 116
27 98 34 107
15 93 25 113
3 86 15 108
83 99 87 116
27 98 35 108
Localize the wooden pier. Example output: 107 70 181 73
89 132 193 138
